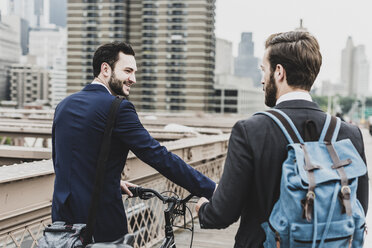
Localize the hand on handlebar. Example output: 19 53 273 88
120 180 138 197
195 197 209 214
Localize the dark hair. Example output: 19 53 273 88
93 42 135 77
265 31 322 90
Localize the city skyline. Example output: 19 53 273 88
1 0 372 102
215 0 372 93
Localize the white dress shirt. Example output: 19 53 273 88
91 81 112 95
276 91 312 105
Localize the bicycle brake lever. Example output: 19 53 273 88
140 192 155 200
127 186 141 197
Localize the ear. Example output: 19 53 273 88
274 64 286 82
101 62 111 77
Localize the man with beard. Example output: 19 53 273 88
51 42 216 242
195 31 368 247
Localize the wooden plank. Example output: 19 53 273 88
152 218 239 248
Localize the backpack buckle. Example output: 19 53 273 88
306 191 316 199
339 185 352 216
301 190 316 221
341 185 351 195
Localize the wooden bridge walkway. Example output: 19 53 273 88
152 219 239 248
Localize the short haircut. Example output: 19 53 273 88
265 31 322 91
93 42 135 77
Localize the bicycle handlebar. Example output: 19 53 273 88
125 186 196 248
127 186 194 204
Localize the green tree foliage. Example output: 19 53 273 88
365 97 372 107
338 96 356 114
312 96 328 112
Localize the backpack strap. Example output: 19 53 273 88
84 96 124 245
322 115 352 216
255 109 304 144
255 109 322 222
319 114 341 142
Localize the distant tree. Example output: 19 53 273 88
338 96 356 114
312 96 328 112
365 97 372 107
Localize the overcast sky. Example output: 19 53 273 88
215 0 372 91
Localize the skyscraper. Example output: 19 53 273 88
66 0 129 94
29 26 66 69
50 33 67 108
234 32 261 87
128 1 215 112
214 37 264 114
9 64 50 108
341 36 370 97
49 0 66 27
0 15 21 100
215 38 233 75
34 0 44 27
8 0 35 26
66 0 216 112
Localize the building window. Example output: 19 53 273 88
109 26 124 31
142 54 156 59
111 20 125 24
167 18 184 23
166 76 184 81
144 3 157 8
143 32 157 38
142 105 156 110
110 12 124 17
143 40 154 45
143 25 157 30
142 83 157 88
224 99 237 105
143 11 157 15
225 90 238 97
142 90 155 95
86 12 99 17
166 61 186 67
142 61 156 66
165 69 184 74
143 47 156 52
224 107 237 113
170 105 186 111
86 26 97 31
143 18 157 23
142 76 157 81
168 3 186 8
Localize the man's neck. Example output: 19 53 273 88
92 79 112 95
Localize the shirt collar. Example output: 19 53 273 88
91 81 112 95
276 91 312 105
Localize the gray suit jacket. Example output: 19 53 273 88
198 100 369 248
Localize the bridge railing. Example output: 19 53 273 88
0 134 229 248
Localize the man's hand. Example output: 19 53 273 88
120 180 137 197
195 197 209 214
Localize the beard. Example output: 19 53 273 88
264 71 277 107
108 72 126 96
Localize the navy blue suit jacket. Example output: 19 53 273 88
51 84 216 242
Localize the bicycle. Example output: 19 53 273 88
125 186 196 248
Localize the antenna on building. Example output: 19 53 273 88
295 18 308 32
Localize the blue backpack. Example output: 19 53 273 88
257 109 366 248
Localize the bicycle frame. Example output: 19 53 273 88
127 187 194 248
161 200 177 248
